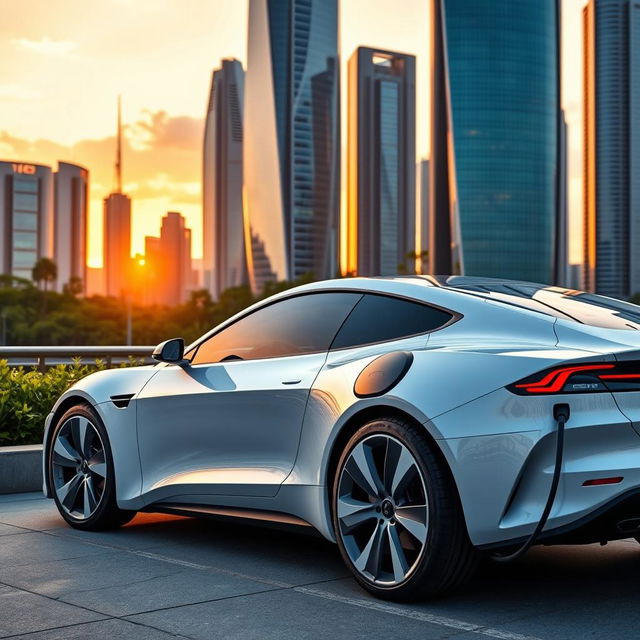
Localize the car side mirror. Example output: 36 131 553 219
152 338 187 365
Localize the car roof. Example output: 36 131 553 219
291 276 640 332
187 276 640 357
291 274 553 291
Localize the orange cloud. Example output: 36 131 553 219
129 110 202 151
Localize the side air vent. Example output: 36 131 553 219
110 393 134 409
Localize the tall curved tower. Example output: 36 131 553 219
202 59 246 300
244 0 340 292
430 0 561 284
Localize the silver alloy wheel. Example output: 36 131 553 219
337 434 428 586
51 416 107 520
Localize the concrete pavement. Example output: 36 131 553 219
1 491 640 639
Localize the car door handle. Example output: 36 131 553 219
282 379 302 385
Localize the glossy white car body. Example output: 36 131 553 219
43 276 640 549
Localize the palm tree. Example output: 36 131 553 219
32 258 57 292
63 276 83 297
32 257 57 315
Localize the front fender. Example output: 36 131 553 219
57 366 159 407
42 366 158 506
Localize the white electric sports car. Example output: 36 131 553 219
43 276 640 600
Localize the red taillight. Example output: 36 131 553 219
508 361 640 395
514 364 614 394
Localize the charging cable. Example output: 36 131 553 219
492 403 570 563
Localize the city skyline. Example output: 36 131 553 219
0 0 586 270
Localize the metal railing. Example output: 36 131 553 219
0 346 155 371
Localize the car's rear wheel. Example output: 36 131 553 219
48 403 135 530
332 416 478 601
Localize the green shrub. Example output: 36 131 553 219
0 359 136 446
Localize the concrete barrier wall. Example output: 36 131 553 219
0 445 43 494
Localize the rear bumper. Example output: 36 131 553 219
479 488 640 550
434 386 640 546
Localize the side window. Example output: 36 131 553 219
192 292 362 364
330 294 454 350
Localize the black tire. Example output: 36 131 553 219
48 403 136 530
332 416 478 601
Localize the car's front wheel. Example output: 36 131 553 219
333 416 478 601
48 403 135 530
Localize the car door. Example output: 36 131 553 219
136 291 362 502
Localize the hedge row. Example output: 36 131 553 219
0 359 136 446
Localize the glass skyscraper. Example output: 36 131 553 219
0 161 53 282
430 0 561 284
347 47 416 277
244 0 340 292
202 59 246 301
583 0 640 299
1 160 89 290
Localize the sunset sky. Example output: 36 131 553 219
1 0 584 268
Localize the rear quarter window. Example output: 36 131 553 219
330 294 454 350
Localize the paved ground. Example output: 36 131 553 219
1 493 639 640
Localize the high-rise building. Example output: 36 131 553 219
244 0 340 292
567 263 583 290
430 0 561 283
203 59 247 300
583 0 640 298
417 158 430 275
86 266 105 297
556 111 568 287
346 47 416 277
104 193 131 297
54 162 89 293
104 98 132 298
0 161 53 281
144 212 193 306
0 160 90 289
144 236 161 305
